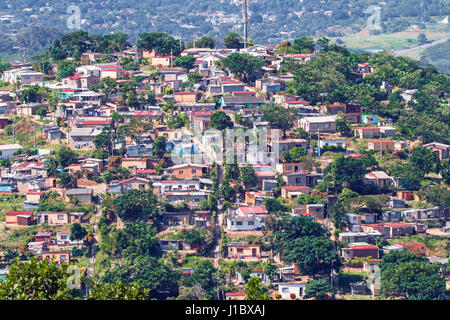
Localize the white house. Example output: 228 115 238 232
0 144 22 159
278 282 306 299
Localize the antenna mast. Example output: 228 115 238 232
242 0 248 49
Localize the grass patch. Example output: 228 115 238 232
0 194 26 222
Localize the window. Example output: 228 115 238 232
57 215 64 220
237 248 243 253
236 221 243 226
282 287 289 293
179 170 183 174
286 166 292 170
248 221 254 226
192 170 196 174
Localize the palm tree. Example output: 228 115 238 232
44 157 59 177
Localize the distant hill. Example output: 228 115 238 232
421 38 450 73
0 0 449 59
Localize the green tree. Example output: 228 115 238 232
174 56 196 70
137 32 183 56
221 53 264 83
335 114 352 137
195 36 215 49
239 165 257 190
87 280 149 300
323 156 367 191
57 172 77 189
70 223 87 243
245 277 271 300
224 32 243 50
36 107 48 118
261 103 297 137
113 189 161 226
305 278 332 299
44 157 59 177
410 146 441 175
153 136 167 158
56 145 78 168
210 111 233 130
0 257 75 300
56 60 77 81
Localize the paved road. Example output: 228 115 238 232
394 36 449 56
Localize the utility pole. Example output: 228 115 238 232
242 0 248 49
170 48 173 68
317 127 321 158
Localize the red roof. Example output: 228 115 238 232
384 222 414 227
369 140 395 143
282 186 310 191
397 242 425 247
285 100 310 104
137 169 156 174
174 92 198 95
83 120 111 125
225 292 245 297
232 91 255 94
70 74 84 80
238 206 268 215
354 126 379 130
324 103 346 107
345 154 368 158
349 245 379 250
254 171 275 177
5 211 33 216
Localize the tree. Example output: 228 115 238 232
335 114 352 137
224 32 243 50
174 56 196 70
440 159 450 184
0 257 75 300
323 156 367 191
210 111 233 130
36 107 47 118
102 256 180 300
70 223 87 243
264 198 288 213
410 146 441 175
305 278 332 299
338 188 359 202
183 260 217 299
282 236 341 276
380 251 445 300
261 103 297 137
57 172 77 189
245 277 270 300
87 280 149 300
137 32 183 56
153 136 167 158
195 36 215 49
417 33 428 45
113 189 161 225
44 157 59 177
56 145 78 168
239 165 257 190
221 53 264 83
56 60 76 81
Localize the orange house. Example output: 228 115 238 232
5 211 33 225
227 242 261 259
173 92 201 103
165 163 209 179
41 251 71 264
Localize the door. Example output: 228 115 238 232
252 248 257 257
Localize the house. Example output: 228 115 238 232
164 163 209 179
342 244 380 260
220 95 266 110
16 103 47 116
121 158 154 171
163 191 210 207
36 211 86 225
162 211 192 226
368 140 396 152
69 127 102 149
347 213 377 225
278 283 306 299
362 115 379 125
397 242 426 255
299 116 337 133
173 92 201 103
0 144 22 159
364 171 393 188
108 177 150 194
423 142 450 160
270 139 308 156
291 204 325 220
159 239 183 251
41 251 71 264
384 222 415 238
226 206 268 231
65 188 93 203
4 211 33 225
379 126 397 138
281 186 311 200
354 127 380 139
2 68 43 84
56 232 84 246
227 242 261 259
225 292 246 300
151 56 176 67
